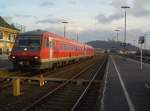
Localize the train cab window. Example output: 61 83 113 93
14 37 40 51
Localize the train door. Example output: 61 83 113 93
42 35 51 68
41 35 49 61
84 45 86 56
49 37 53 60
45 37 49 54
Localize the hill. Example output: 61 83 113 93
87 40 138 51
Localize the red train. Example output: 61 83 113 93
9 30 94 70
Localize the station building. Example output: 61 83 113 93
0 16 20 54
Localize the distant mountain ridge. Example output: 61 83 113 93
87 40 138 51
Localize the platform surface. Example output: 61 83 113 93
0 54 8 60
101 55 150 111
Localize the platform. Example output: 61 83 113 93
0 54 8 60
0 55 12 69
101 54 150 111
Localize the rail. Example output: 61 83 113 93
70 60 106 111
22 62 96 111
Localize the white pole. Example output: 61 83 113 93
140 44 143 70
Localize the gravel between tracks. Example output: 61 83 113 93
0 53 107 111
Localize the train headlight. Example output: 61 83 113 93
12 56 15 59
34 56 39 59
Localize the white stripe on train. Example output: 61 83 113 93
40 55 92 62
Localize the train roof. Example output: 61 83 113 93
18 30 93 49
18 30 47 36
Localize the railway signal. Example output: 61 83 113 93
138 36 145 70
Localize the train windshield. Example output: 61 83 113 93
14 37 40 51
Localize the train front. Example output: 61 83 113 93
9 31 42 70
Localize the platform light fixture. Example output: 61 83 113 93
115 29 120 42
62 21 69 38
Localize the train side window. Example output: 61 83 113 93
49 41 53 48
60 42 63 50
61 43 63 50
64 44 66 50
53 40 57 49
65 44 67 50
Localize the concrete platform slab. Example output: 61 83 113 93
101 55 150 111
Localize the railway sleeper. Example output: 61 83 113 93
74 92 100 110
44 100 74 106
41 101 74 107
47 98 76 104
40 103 74 110
53 92 82 97
49 95 79 101
77 106 95 111
37 104 72 111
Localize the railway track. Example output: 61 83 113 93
0 57 95 78
22 56 107 111
0 57 96 89
0 71 33 90
0 57 95 94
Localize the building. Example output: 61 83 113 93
0 16 20 54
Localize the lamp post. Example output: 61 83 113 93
62 21 69 38
115 29 120 42
121 6 130 50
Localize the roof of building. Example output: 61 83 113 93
0 16 19 31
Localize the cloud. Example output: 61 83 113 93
3 16 13 22
96 0 150 24
129 0 150 17
36 18 64 24
40 1 55 7
112 0 150 17
14 14 37 19
69 1 77 5
95 13 123 23
3 14 37 24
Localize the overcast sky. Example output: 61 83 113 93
1 0 150 48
